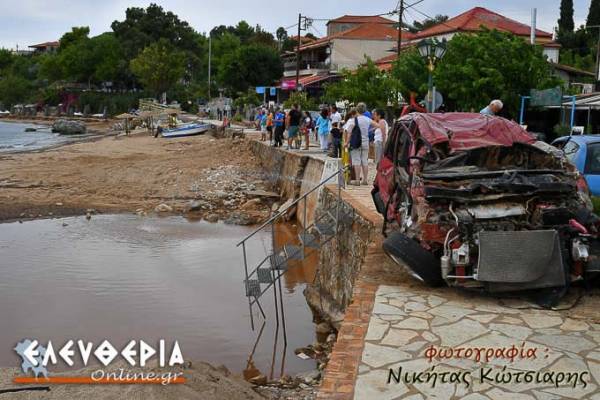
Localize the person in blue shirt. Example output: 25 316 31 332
273 109 285 147
315 108 331 152
480 99 503 116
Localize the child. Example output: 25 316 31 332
329 122 342 158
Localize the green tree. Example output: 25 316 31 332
433 30 561 116
588 0 600 27
324 58 399 108
59 27 90 51
130 39 186 95
390 48 429 100
0 75 32 106
558 0 574 34
218 44 282 93
410 15 449 33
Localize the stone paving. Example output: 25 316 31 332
356 285 600 399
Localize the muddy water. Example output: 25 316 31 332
0 215 318 376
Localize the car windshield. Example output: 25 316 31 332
585 143 600 174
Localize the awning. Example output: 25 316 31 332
280 74 338 90
546 93 600 110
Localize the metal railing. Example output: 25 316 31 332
237 165 348 330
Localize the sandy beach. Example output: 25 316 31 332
0 124 268 223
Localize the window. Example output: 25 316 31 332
585 143 600 174
562 141 579 163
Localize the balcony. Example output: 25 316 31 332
283 61 331 77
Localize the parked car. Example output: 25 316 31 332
372 113 599 305
551 135 600 196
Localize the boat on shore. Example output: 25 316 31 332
161 122 212 138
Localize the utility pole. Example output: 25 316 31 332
208 34 212 99
397 0 404 56
296 13 302 91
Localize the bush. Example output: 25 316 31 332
553 124 571 137
283 91 317 111
592 197 600 215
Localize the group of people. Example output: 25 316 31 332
255 102 389 186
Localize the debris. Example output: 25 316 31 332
154 203 173 213
246 190 280 199
316 322 332 334
55 202 63 206
205 214 219 223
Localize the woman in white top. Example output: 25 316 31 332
373 109 389 166
343 103 380 185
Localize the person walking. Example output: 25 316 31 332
259 110 267 141
315 108 330 152
329 122 342 158
344 102 379 185
302 111 313 150
273 108 285 147
266 110 274 144
373 109 388 166
287 103 302 150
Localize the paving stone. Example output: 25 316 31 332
421 331 438 343
381 329 418 347
588 360 600 388
409 295 427 303
427 295 446 307
358 364 370 375
402 394 424 400
431 318 488 347
560 318 589 331
377 285 406 296
410 311 433 320
536 328 563 335
498 316 522 324
489 323 533 340
486 388 536 400
522 314 563 329
531 390 562 400
361 343 413 369
431 316 453 327
393 317 429 330
403 301 429 312
354 368 409 400
474 304 520 314
402 340 428 352
378 314 406 321
429 304 477 323
467 313 498 324
529 334 595 353
373 302 404 315
366 318 390 341
462 394 491 400
588 351 600 362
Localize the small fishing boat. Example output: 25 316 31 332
161 122 212 138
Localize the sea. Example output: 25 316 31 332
0 121 84 153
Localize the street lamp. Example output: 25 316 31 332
417 39 447 112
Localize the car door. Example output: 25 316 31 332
583 142 600 196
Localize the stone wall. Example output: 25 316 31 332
304 186 377 329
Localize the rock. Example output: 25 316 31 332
215 190 229 199
86 208 96 214
51 119 87 135
85 213 91 220
316 322 332 334
295 370 321 384
241 198 262 212
62 222 68 227
55 202 63 206
326 333 337 344
155 203 173 213
271 203 280 212
24 127 36 132
205 214 219 223
186 200 211 212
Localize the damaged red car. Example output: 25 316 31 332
372 112 600 305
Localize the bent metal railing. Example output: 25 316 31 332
236 165 350 331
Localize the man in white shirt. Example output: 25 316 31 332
343 102 379 185
330 105 342 125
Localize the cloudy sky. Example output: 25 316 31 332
0 0 594 49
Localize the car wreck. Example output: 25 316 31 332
372 112 600 305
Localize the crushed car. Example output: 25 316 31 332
372 112 600 305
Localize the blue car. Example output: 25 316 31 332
552 135 600 196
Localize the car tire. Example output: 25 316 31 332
383 231 445 287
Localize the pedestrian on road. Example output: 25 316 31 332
266 110 274 144
316 108 331 152
329 122 342 158
273 108 285 147
480 99 503 116
287 103 302 150
331 105 342 125
344 102 380 185
260 110 267 141
302 111 313 150
373 109 388 166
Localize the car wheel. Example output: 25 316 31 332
383 231 445 287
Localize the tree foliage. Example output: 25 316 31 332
588 0 600 27
390 48 429 100
433 30 561 116
218 44 282 94
324 58 399 108
558 0 575 36
410 15 449 33
130 39 186 95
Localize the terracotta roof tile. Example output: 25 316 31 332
299 24 413 51
415 7 552 39
327 15 396 25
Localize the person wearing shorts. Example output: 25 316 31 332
344 102 380 185
287 103 302 150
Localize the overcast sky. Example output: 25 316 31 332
0 0 594 50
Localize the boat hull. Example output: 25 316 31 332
161 123 211 138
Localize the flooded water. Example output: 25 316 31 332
0 121 82 153
0 215 318 376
